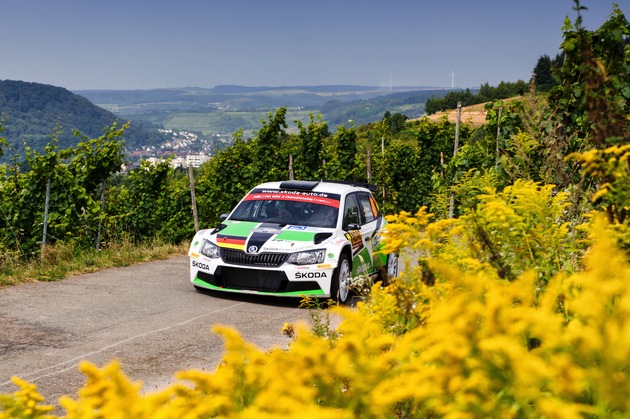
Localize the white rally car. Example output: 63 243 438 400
188 180 398 304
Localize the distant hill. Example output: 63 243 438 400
0 80 459 162
76 84 430 113
0 80 163 160
320 89 456 126
77 85 453 134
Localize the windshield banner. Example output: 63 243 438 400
245 188 340 208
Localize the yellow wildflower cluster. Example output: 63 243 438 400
0 377 54 419
383 179 581 284
363 223 630 417
571 144 630 227
2 220 629 417
2 181 630 417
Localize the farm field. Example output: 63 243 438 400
160 109 315 136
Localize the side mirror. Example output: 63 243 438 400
344 223 361 231
219 213 229 221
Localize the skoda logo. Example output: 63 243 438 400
248 245 259 253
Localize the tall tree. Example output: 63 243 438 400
195 130 257 227
532 54 558 92
253 107 288 182
548 1 629 150
334 124 358 181
296 113 329 180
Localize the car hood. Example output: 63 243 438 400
205 220 337 253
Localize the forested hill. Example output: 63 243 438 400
0 80 162 159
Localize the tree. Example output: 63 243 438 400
548 1 629 150
379 141 426 213
295 113 329 180
383 112 408 135
253 107 288 182
195 130 257 227
532 54 560 92
332 124 358 181
0 123 128 255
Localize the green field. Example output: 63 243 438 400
153 109 315 136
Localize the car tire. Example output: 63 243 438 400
377 252 399 286
386 252 399 280
331 253 351 304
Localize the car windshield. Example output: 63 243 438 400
230 198 339 228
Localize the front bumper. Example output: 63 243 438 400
189 255 336 298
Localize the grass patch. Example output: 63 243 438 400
0 239 189 288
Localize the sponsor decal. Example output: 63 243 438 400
244 189 341 208
356 263 368 274
252 226 282 234
345 230 364 255
287 225 308 230
352 250 374 276
193 241 199 246
370 196 379 218
328 253 335 259
192 260 210 270
190 252 200 258
317 264 332 269
239 289 260 294
295 271 328 279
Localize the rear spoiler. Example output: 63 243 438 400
279 179 378 193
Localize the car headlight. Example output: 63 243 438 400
200 239 220 259
287 249 325 265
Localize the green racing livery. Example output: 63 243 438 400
188 180 398 303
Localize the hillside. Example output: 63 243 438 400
423 102 489 125
0 80 457 161
77 85 453 134
76 85 434 114
0 80 163 160
420 97 523 126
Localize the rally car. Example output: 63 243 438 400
188 180 398 304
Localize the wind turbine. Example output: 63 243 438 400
449 69 455 89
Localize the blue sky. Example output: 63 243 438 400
0 0 622 90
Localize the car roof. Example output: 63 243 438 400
252 180 377 195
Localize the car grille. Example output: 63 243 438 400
220 267 286 292
220 248 289 267
196 268 321 294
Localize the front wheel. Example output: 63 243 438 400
330 253 351 304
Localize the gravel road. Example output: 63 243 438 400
0 255 313 410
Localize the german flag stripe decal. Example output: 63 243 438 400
217 235 246 250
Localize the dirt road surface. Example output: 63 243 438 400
0 255 312 410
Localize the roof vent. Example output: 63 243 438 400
279 180 320 191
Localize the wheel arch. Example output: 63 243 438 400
340 244 353 271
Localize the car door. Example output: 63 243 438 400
342 192 378 276
357 191 382 274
